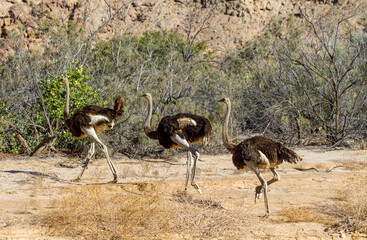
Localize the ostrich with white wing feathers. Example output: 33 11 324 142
60 78 124 183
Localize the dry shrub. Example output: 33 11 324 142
313 163 328 171
41 184 172 239
173 190 224 209
40 185 245 239
340 153 367 171
278 206 326 223
326 175 367 235
169 190 244 238
342 160 367 171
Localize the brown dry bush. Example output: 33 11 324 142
326 175 367 235
169 190 244 238
40 184 245 239
338 152 367 171
341 160 367 171
41 184 172 239
278 206 330 224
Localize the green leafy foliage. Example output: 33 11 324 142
41 65 101 150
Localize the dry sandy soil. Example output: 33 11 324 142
0 147 366 239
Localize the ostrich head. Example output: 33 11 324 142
59 77 69 84
218 97 230 104
140 93 152 99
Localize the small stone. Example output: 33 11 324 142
266 2 273 10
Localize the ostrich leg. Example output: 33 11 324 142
73 142 95 182
171 134 202 194
185 151 192 191
190 151 200 193
249 164 269 216
84 127 118 183
255 168 280 201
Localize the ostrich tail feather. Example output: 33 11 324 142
114 95 124 117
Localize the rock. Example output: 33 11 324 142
62 0 80 9
9 3 31 20
0 2 12 17
2 18 10 26
6 0 21 3
26 26 34 38
266 1 273 10
1 27 9 37
18 12 28 23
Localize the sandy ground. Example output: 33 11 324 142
0 147 366 239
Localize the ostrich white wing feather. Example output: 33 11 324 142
177 117 197 128
259 150 270 168
88 114 110 125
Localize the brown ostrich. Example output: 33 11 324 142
60 78 124 183
141 93 212 194
219 97 302 216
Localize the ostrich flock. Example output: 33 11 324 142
59 77 302 216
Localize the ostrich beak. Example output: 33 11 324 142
140 93 151 98
218 98 226 102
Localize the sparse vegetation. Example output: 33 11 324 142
41 184 243 239
41 184 172 239
327 175 367 235
1 3 367 156
278 206 333 225
339 154 367 171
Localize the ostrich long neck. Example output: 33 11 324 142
222 101 236 153
143 96 154 137
63 80 70 120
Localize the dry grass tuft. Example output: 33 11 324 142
278 206 326 223
326 175 367 235
341 160 367 171
340 153 367 171
41 184 172 239
169 190 244 238
173 190 224 209
40 185 244 239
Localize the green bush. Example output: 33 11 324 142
41 64 101 150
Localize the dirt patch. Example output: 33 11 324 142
0 148 366 239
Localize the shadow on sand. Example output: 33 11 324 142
1 170 73 184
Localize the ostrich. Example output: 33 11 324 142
219 97 302 216
141 93 212 194
60 78 124 183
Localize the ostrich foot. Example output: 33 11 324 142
71 177 81 183
254 186 263 203
192 183 202 195
108 175 118 184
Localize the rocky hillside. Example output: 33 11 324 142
0 0 365 59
